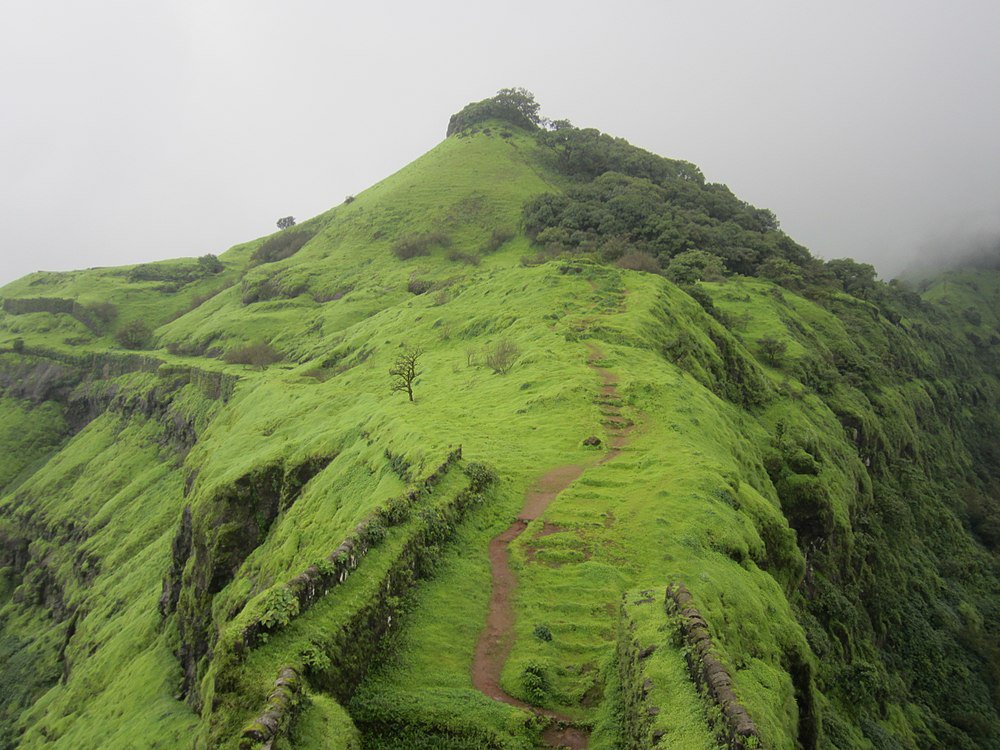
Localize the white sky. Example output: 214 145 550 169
2 0 999 285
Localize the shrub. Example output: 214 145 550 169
276 216 296 229
252 230 313 264
314 559 336 577
786 446 820 475
361 518 387 546
259 586 300 630
224 340 283 369
344 195 355 204
384 449 412 481
617 251 661 273
757 336 788 366
484 339 520 374
300 642 331 673
599 236 631 262
115 320 152 350
445 249 481 265
166 340 210 357
666 249 725 283
377 494 411 526
392 232 451 260
482 228 515 254
240 274 307 304
521 662 550 703
776 474 834 542
407 277 434 295
532 624 553 642
197 254 224 274
85 301 118 326
463 462 498 491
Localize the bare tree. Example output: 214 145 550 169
484 339 520 374
389 347 423 401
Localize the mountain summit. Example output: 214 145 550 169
0 90 997 750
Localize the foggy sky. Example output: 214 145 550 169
2 0 999 286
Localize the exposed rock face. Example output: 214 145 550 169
173 455 336 704
159 505 192 617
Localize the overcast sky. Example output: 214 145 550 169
2 0 999 286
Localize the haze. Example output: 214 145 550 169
2 0 999 286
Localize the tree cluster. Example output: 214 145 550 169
446 87 543 136
522 170 793 278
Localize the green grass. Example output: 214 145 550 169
0 121 996 750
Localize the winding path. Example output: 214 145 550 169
471 347 633 749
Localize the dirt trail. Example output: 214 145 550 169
470 347 632 749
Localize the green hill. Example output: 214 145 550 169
0 90 997 750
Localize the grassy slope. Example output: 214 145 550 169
0 122 996 750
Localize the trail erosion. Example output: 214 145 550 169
471 348 633 749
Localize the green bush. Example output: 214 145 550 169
445 249 481 265
617 251 661 274
197 254 224 274
259 586 300 630
392 232 451 260
481 228 514 253
776 474 834 542
785 447 820 475
300 642 331 673
252 230 314 265
666 249 725 283
115 320 152 350
757 336 788 366
223 340 283 369
520 662 549 703
240 274 307 304
532 624 553 642
407 278 434 295
85 301 118 326
463 462 498 491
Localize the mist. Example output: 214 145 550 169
2 0 998 286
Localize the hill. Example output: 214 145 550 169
0 90 997 750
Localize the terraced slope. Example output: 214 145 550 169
0 109 997 750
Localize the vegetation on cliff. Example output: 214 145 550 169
0 90 996 749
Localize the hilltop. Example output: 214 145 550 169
0 90 997 750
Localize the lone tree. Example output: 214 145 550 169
757 336 787 366
276 216 296 230
389 347 423 402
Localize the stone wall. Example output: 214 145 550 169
665 583 762 749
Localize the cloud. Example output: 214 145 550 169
2 1 999 285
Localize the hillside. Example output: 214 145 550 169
0 91 997 750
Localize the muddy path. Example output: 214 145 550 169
470 347 633 749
